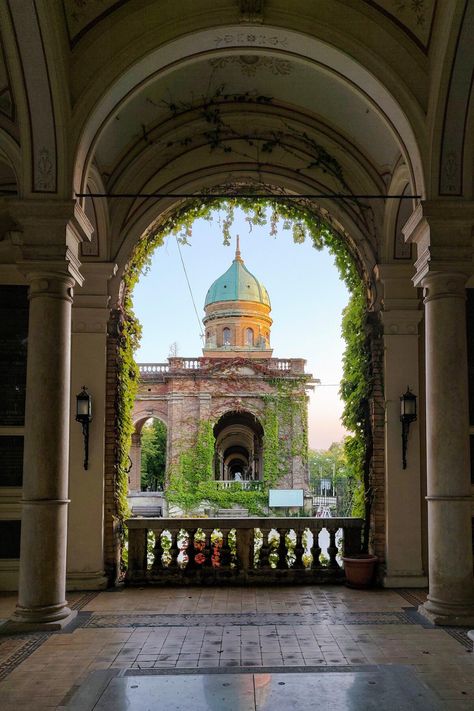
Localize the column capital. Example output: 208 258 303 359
403 200 474 286
381 310 423 335
421 271 468 303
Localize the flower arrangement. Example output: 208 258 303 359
228 528 237 568
268 528 280 568
285 529 297 568
253 528 263 567
161 530 172 567
177 528 190 569
210 529 223 568
194 528 207 565
301 528 313 569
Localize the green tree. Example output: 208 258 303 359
308 440 357 517
140 419 167 491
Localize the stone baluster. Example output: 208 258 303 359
151 529 163 572
128 527 148 583
236 528 251 576
187 529 197 570
293 527 305 570
277 528 288 569
311 524 322 568
259 528 271 570
219 528 230 568
327 525 339 569
168 528 180 570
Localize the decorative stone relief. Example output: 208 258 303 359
36 148 54 192
63 0 127 44
439 2 474 195
366 0 435 48
9 1 57 192
0 49 15 120
209 55 292 77
214 32 288 49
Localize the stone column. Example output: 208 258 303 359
129 432 142 492
11 271 77 629
377 265 427 587
67 263 115 591
403 201 474 625
418 271 474 624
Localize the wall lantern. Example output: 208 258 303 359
400 387 417 470
76 386 92 470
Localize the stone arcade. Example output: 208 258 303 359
0 0 472 639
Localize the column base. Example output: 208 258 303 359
383 573 428 588
66 570 109 591
0 602 77 633
418 597 474 627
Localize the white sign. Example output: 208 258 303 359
269 489 304 507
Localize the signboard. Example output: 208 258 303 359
269 489 304 508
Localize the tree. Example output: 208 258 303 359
140 419 167 491
308 440 358 516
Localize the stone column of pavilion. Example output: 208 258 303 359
128 432 142 492
67 263 116 591
404 202 474 625
376 265 427 588
4 201 91 631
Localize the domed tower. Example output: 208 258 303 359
203 238 273 358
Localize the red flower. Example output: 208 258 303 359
195 552 206 565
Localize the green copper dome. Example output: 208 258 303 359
204 242 271 308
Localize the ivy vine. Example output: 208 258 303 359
116 197 372 532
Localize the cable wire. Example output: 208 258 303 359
175 236 205 342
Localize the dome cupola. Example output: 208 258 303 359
202 238 273 359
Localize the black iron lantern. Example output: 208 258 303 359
400 387 417 469
76 386 92 470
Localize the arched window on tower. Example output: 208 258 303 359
246 328 254 346
223 327 231 346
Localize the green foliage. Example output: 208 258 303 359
115 309 141 528
309 440 360 517
262 379 308 489
118 199 371 526
141 419 167 491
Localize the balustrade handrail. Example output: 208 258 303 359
126 516 364 587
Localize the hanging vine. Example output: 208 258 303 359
115 198 373 530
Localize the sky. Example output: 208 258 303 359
132 207 350 450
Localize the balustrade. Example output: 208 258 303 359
126 517 363 585
138 362 170 374
213 480 262 491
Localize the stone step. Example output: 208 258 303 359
216 508 249 518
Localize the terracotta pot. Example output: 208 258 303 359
342 554 378 589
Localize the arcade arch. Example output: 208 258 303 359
1 3 473 631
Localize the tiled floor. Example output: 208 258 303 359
0 587 473 709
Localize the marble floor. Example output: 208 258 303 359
0 586 473 710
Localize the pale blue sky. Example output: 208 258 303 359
132 208 350 449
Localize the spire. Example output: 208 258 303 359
235 235 243 262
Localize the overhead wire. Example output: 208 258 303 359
174 236 205 343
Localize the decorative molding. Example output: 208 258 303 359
381 309 423 335
209 55 292 77
439 1 474 195
214 32 288 49
8 0 57 193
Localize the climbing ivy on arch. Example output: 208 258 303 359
115 196 373 526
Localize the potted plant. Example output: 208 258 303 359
342 553 378 588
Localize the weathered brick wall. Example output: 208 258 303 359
369 323 386 561
103 310 122 582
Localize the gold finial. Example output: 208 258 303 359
235 235 243 262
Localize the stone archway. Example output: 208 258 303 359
213 410 264 483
